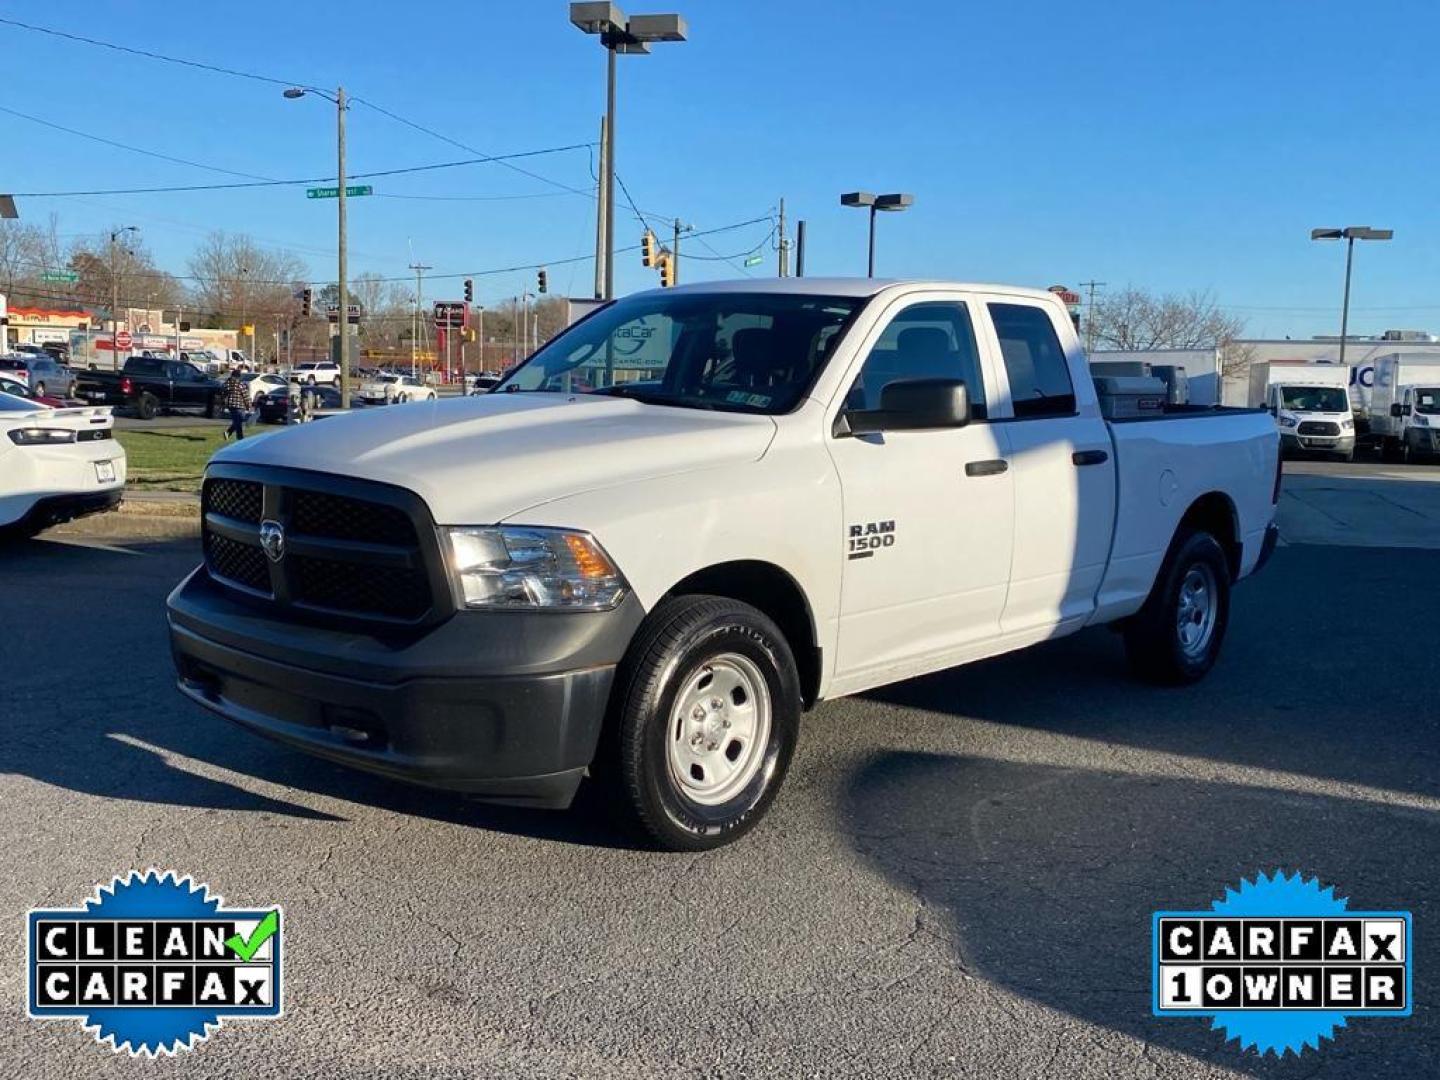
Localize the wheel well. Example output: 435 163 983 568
1179 492 1241 580
664 561 821 708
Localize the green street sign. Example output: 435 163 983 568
40 270 79 283
306 185 373 199
743 255 763 267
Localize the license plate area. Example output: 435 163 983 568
95 460 116 482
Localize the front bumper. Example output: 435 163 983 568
167 567 644 807
1281 432 1354 456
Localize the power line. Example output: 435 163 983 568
0 104 278 182
0 16 303 87
9 143 596 198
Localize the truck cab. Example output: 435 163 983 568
1266 381 1355 461
1384 385 1440 461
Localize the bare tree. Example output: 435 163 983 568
1089 287 1245 351
187 232 306 329
66 232 184 317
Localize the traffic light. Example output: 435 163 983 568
658 251 675 288
641 230 657 268
301 287 313 317
463 278 473 303
537 268 548 294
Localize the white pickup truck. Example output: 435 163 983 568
168 279 1280 850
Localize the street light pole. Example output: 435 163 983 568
1311 226 1393 373
570 4 688 301
867 206 877 277
841 192 913 276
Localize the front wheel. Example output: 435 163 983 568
1123 530 1231 685
602 595 801 851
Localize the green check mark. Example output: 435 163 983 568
225 910 279 962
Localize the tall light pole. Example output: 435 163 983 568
1311 226 1393 371
841 191 913 276
285 85 351 407
570 4 688 300
110 225 138 360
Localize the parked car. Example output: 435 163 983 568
0 354 75 398
0 390 125 538
256 383 341 424
243 372 292 408
290 361 341 386
0 375 68 409
358 372 436 404
73 356 223 420
169 279 1281 851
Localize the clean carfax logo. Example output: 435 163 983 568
26 870 283 1056
1153 871 1411 1056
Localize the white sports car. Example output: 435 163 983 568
0 391 126 538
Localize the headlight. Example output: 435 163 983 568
443 526 627 610
1341 418 1354 431
1278 415 1299 428
7 427 76 446
1415 414 1430 428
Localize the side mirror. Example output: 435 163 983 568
838 378 970 436
1391 403 1405 417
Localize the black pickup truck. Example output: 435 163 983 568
75 356 223 420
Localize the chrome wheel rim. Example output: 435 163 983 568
666 653 771 807
1176 563 1218 658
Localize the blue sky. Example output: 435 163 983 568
2 0 1437 338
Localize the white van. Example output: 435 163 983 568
1371 354 1440 462
1248 361 1354 460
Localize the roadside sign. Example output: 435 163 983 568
433 301 468 329
114 330 132 349
325 304 362 324
306 185 374 199
743 255 763 267
40 270 79 283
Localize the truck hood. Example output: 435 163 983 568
215 392 777 523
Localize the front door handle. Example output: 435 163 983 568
1072 449 1109 467
965 459 1009 477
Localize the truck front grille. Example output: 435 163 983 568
1298 421 1341 436
201 469 443 625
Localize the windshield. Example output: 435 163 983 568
1414 388 1440 415
496 291 865 414
1280 386 1349 413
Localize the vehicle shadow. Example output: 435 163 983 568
0 536 643 850
841 750 1438 1077
860 543 1440 804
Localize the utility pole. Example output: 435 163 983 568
605 43 616 300
594 115 608 300
1079 280 1106 355
109 225 136 366
777 197 789 277
671 218 691 286
336 85 350 407
408 262 430 377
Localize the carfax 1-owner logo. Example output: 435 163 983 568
1153 871 1412 1056
25 870 282 1056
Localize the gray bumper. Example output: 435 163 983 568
167 567 644 808
1281 432 1354 456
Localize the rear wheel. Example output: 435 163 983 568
601 595 801 851
136 392 159 420
1123 530 1231 685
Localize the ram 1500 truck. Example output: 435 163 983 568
167 280 1281 850
75 356 223 420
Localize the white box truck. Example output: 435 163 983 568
1248 360 1354 460
1370 353 1440 462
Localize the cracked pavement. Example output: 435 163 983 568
2 470 1436 1077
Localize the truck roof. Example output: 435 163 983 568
637 277 1065 303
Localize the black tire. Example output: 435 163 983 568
1123 530 1231 686
1381 437 1402 464
136 392 159 420
203 393 218 420
601 595 801 851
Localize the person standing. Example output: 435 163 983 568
221 369 249 441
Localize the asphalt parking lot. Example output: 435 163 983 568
3 466 1437 1078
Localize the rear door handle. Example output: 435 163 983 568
1072 450 1109 467
965 459 1009 477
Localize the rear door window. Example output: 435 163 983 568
988 303 1076 418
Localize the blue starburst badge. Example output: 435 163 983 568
1153 871 1411 1056
26 870 283 1056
